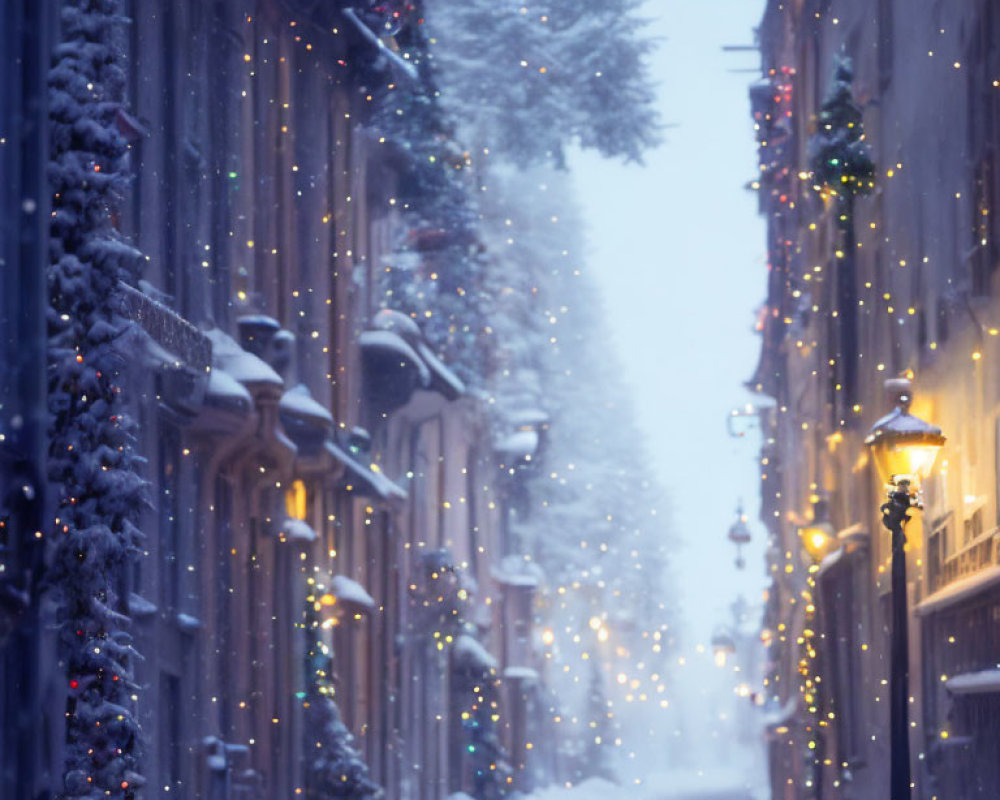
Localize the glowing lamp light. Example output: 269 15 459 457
710 630 736 668
864 379 945 487
799 522 835 561
285 479 308 521
797 496 836 562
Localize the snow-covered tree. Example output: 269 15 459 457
808 54 875 412
808 54 875 199
580 662 617 783
364 15 493 386
304 649 381 800
47 1 147 796
367 0 661 385
424 0 659 166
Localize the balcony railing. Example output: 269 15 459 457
928 526 1000 595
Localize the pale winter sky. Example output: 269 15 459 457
572 0 768 645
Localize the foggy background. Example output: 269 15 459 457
573 0 767 653
572 1 768 786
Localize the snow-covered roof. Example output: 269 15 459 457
865 406 944 442
453 634 498 671
916 565 1000 616
329 575 376 610
279 517 318 543
280 383 334 426
205 328 283 387
358 329 431 387
494 429 539 458
945 669 1000 694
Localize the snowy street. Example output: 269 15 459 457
5 0 1000 799
524 775 757 800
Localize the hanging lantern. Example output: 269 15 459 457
728 504 752 569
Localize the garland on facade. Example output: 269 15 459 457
47 1 146 796
363 11 492 387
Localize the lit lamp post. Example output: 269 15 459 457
711 628 736 668
864 378 945 800
728 504 752 569
797 496 837 563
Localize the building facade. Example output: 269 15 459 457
751 1 1000 799
0 2 550 798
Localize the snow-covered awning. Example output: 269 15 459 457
492 569 540 589
205 328 283 387
205 366 253 410
493 555 544 588
277 517 317 543
359 329 431 387
324 441 407 503
280 384 334 427
503 666 539 683
494 429 539 459
945 669 1000 694
453 634 498 672
328 575 376 612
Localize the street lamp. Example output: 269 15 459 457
728 504 752 569
864 378 945 800
797 496 836 562
711 628 736 668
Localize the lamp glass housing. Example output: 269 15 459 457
866 400 945 487
868 432 944 487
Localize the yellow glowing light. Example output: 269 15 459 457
285 479 307 521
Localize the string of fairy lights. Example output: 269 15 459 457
195 2 682 788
